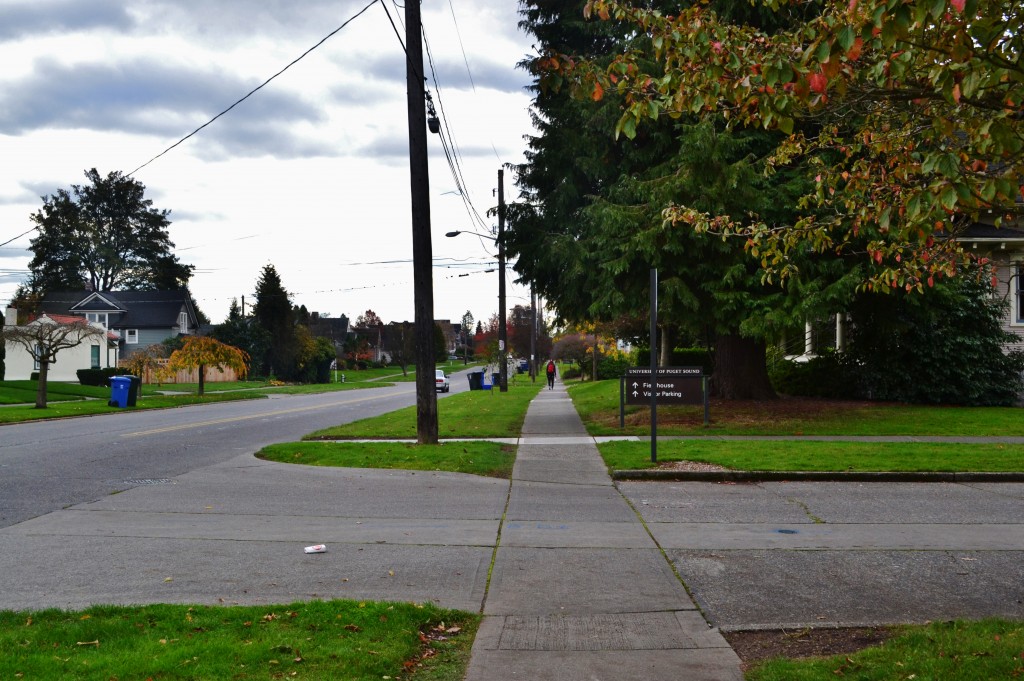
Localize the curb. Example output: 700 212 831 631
611 470 1024 482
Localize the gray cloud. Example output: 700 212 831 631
430 55 532 95
353 135 410 164
357 50 530 96
0 0 135 41
0 58 332 160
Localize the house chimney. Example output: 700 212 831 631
4 307 16 326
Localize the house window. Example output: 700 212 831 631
179 312 188 333
33 344 41 371
91 345 101 369
85 312 108 328
125 329 138 344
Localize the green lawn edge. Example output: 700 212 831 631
598 440 1024 473
258 441 517 478
746 619 1024 681
566 379 1024 437
307 382 544 440
0 600 479 681
0 391 270 424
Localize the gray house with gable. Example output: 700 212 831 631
38 290 201 357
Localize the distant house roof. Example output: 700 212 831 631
32 313 92 326
959 222 1024 246
40 290 198 329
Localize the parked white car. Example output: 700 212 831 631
435 369 450 392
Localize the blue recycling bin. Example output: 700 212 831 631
109 376 131 408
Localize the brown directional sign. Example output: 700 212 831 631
624 366 704 405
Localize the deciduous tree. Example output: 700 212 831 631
165 336 249 396
1 315 104 408
120 343 168 384
559 0 1023 291
27 169 193 293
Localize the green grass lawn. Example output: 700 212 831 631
599 440 1024 472
747 619 1024 681
0 600 478 681
568 379 1024 436
259 441 516 478
0 381 111 404
307 382 543 440
0 391 268 424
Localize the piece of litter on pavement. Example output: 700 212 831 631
304 544 327 554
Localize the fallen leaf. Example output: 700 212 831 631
164 577 173 583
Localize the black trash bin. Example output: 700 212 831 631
491 372 501 387
126 375 141 406
467 371 484 390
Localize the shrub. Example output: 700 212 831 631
561 365 582 380
844 276 1024 406
636 347 713 373
597 355 631 380
77 368 120 386
769 353 858 399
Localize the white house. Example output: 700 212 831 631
3 308 119 381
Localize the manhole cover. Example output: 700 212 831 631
123 479 174 486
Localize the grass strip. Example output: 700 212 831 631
748 619 1024 680
307 382 544 439
259 441 516 478
598 440 1024 473
0 600 478 681
0 392 267 425
568 379 1024 436
0 381 109 405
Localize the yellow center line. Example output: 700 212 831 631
121 391 408 438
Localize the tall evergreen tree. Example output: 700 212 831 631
210 298 271 378
252 264 296 380
509 0 843 398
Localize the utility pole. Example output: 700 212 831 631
498 169 508 393
529 282 536 382
405 0 438 443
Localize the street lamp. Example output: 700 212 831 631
445 224 507 393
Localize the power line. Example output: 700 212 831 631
0 227 36 250
0 1 382 253
446 0 476 92
127 0 380 177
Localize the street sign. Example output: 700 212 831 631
623 366 704 406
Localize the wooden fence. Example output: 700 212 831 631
122 359 240 385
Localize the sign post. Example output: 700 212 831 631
649 269 658 463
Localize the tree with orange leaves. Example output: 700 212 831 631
166 336 249 396
547 0 1023 293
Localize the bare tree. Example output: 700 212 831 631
1 315 104 408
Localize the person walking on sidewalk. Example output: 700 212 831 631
545 360 556 389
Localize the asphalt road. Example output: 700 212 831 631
0 369 473 529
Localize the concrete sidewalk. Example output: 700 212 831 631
463 383 742 680
3 381 1019 677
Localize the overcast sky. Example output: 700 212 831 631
0 0 539 327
